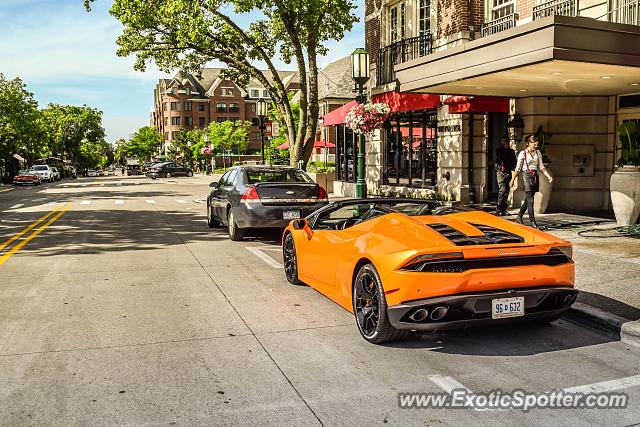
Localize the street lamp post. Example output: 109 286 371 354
351 48 370 198
257 98 268 164
507 114 525 145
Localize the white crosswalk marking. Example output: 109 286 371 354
46 202 55 206
115 200 124 205
176 199 187 204
145 199 156 204
9 204 23 209
80 200 91 205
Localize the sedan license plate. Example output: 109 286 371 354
283 210 301 220
491 296 524 319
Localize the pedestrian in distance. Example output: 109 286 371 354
121 166 125 175
495 135 516 216
509 134 553 228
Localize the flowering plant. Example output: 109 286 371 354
200 146 212 155
345 102 390 135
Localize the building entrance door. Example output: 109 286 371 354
486 112 508 202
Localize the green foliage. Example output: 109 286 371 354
85 0 358 165
125 126 162 161
306 161 335 173
206 120 251 153
617 121 640 167
264 137 290 165
534 125 552 163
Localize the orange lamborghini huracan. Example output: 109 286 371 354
282 198 576 344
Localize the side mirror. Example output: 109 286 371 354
209 181 219 188
292 218 313 239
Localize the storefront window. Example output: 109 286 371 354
335 124 357 183
384 111 438 188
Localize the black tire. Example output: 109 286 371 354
207 200 221 228
353 263 409 344
187 171 193 177
227 209 244 241
283 233 303 285
165 172 172 178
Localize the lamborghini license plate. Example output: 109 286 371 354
491 297 524 319
283 210 301 220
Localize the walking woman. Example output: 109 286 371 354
509 134 553 228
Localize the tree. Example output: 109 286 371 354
205 120 251 154
0 74 47 172
126 126 162 161
41 104 106 164
85 0 358 167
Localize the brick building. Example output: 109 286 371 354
330 0 640 214
152 69 299 155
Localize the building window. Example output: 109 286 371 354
251 104 256 113
163 117 168 126
252 132 261 140
171 87 177 95
229 103 240 113
250 89 260 98
199 117 206 126
230 117 240 122
419 0 430 36
217 117 227 122
251 117 260 126
184 101 192 111
171 117 180 125
216 102 227 113
171 102 179 111
162 102 167 111
390 5 398 42
263 90 269 97
400 3 406 39
185 87 191 95
222 87 234 96
490 0 515 20
199 103 206 112
184 117 193 126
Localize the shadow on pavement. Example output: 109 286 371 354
577 291 640 321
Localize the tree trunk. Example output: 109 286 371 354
302 43 320 168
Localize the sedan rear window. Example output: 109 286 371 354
245 169 312 184
32 165 48 170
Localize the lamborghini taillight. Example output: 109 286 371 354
553 245 572 259
401 252 464 270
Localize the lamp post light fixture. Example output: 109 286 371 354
507 113 525 145
257 98 268 164
351 48 370 198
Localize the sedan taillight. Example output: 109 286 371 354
318 186 329 202
241 187 260 202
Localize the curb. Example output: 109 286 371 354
567 302 640 347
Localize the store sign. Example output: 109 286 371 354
437 124 461 133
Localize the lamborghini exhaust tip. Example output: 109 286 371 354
430 306 449 321
409 309 429 322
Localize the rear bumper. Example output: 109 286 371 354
387 286 578 331
233 202 327 229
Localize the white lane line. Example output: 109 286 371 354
429 375 472 393
246 246 282 269
563 374 640 394
9 204 23 209
46 202 55 206
115 200 124 205
145 199 156 204
176 199 187 204
80 200 91 205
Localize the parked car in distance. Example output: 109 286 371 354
207 165 329 241
146 162 194 179
87 169 98 177
95 168 104 176
30 164 54 182
50 167 61 181
13 169 41 186
143 161 161 173
69 166 77 179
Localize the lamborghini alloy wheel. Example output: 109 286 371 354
283 233 302 285
353 263 408 344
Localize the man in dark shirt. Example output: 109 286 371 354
495 135 517 215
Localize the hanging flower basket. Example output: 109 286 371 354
200 146 212 155
345 102 390 136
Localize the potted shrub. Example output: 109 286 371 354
306 161 336 193
610 121 640 225
532 125 554 214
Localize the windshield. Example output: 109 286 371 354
32 165 48 171
245 168 313 184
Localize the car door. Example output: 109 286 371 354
211 169 232 220
175 163 187 176
217 169 238 223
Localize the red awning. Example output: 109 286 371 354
443 96 509 113
371 92 440 113
400 127 435 139
276 140 336 150
322 100 358 126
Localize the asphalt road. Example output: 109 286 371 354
1 175 639 426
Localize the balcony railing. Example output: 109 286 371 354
597 0 640 25
481 13 519 37
533 0 577 20
376 33 432 86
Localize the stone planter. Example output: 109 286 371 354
610 165 640 226
534 167 553 214
307 171 335 193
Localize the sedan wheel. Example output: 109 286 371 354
283 233 302 285
353 263 408 344
227 210 245 241
187 171 193 177
165 172 172 178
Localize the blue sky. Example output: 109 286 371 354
0 0 364 143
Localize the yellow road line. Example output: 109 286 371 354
0 203 71 266
0 204 65 252
0 188 15 193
